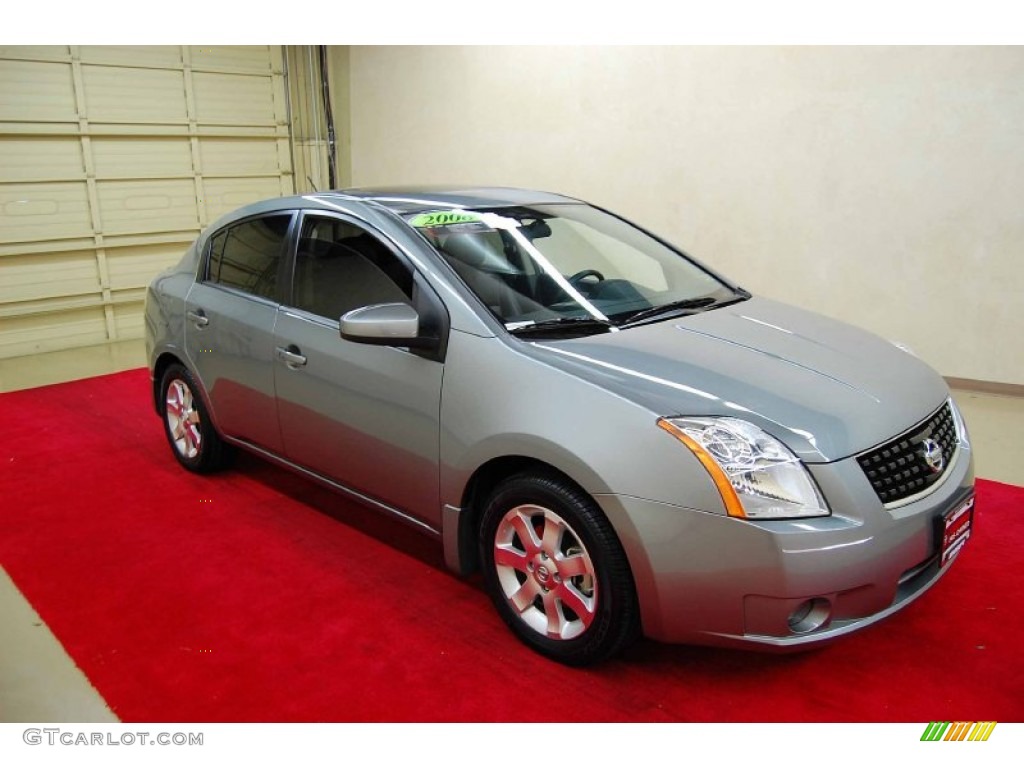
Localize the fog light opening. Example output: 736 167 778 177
788 598 831 634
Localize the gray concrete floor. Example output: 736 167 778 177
0 339 1021 722
0 568 118 722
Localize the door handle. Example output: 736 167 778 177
187 309 209 328
275 345 307 368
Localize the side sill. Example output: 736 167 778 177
226 437 442 539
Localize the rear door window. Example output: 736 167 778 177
206 214 292 301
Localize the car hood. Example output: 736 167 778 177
525 297 949 463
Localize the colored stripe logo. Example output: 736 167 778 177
921 722 997 741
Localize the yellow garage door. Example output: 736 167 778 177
0 45 294 359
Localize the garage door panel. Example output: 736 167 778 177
189 46 275 74
82 65 187 123
96 180 199 236
192 72 276 124
0 46 70 64
0 182 93 244
106 243 187 290
0 45 294 359
91 138 194 180
79 46 183 69
0 46 70 61
112 302 144 338
0 138 84 183
202 177 287 221
0 250 100 303
0 60 77 122
0 307 108 358
199 138 280 176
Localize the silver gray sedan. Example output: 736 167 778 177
145 187 975 666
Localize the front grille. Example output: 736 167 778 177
857 401 959 506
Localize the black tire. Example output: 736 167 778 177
159 363 234 474
480 471 639 666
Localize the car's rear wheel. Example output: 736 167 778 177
480 471 639 666
160 363 233 473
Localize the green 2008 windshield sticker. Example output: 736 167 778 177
409 210 484 228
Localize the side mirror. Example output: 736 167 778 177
339 303 436 349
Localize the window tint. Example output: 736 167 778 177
291 216 413 321
207 214 291 301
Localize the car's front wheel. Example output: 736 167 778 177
160 363 233 473
480 471 639 666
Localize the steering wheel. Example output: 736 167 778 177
568 269 605 286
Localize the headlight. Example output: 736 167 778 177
657 417 830 519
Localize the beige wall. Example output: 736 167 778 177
346 46 1024 385
328 46 352 188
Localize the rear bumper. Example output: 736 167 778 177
597 437 975 649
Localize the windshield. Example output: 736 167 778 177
406 203 743 335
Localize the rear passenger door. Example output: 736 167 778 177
273 212 446 526
184 212 293 453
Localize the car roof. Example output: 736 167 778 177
203 186 586 236
332 186 584 213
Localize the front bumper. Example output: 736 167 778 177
596 436 975 649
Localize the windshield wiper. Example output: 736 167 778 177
619 296 720 328
507 316 616 337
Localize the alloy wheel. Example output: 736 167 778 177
493 503 598 640
165 378 202 460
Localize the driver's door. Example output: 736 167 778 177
272 212 445 526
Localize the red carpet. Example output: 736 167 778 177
1 369 1021 722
